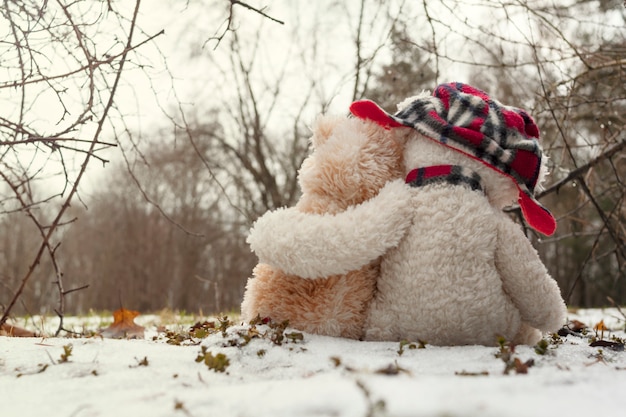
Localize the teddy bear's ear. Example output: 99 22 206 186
310 114 345 148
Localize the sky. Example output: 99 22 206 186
2 0 623 201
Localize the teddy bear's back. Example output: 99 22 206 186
243 114 405 339
242 262 379 339
365 184 524 346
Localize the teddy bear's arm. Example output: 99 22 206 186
247 179 413 279
495 218 567 333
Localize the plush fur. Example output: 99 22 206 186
241 114 410 339
362 136 566 345
248 94 567 346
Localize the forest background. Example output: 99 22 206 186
1 0 624 332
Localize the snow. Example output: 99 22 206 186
1 309 625 417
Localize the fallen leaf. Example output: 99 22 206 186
100 308 145 339
0 323 37 337
513 358 535 374
568 320 586 332
589 340 625 351
558 327 582 337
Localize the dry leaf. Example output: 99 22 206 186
512 358 534 374
568 320 586 332
0 323 37 337
589 340 625 351
100 308 145 339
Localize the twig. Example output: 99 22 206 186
537 140 626 199
0 29 165 90
0 0 154 332
230 0 284 24
51 0 145 336
607 297 626 324
1 136 117 148
207 0 284 49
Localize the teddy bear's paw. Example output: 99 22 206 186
511 322 542 346
537 304 568 334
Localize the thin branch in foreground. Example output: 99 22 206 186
207 0 284 49
0 0 162 333
231 0 284 25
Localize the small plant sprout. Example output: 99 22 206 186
217 316 233 337
59 344 73 363
397 340 416 356
534 339 549 355
397 339 427 356
550 332 565 346
495 337 534 375
189 320 216 339
285 331 304 343
174 399 191 416
130 356 149 368
195 346 230 373
586 349 608 366
268 320 290 345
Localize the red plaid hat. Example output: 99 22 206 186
350 82 556 236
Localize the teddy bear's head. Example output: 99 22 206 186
295 114 405 215
396 129 523 210
350 82 556 236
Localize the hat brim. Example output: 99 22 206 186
350 100 404 129
350 99 557 236
518 192 556 236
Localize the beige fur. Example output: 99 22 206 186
241 114 406 339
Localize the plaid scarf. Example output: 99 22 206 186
350 82 556 236
406 165 484 194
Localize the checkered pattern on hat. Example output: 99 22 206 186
394 83 541 196
349 82 557 236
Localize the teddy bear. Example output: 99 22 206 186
240 112 414 339
248 82 567 346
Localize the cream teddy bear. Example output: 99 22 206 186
249 82 567 345
241 113 412 339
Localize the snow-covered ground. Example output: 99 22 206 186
1 309 625 417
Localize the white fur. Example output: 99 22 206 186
363 182 566 345
248 179 414 278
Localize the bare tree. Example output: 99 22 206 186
2 0 624 322
167 0 418 222
55 130 257 314
0 0 162 332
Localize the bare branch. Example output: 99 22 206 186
537 140 626 200
207 0 284 49
0 0 159 331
